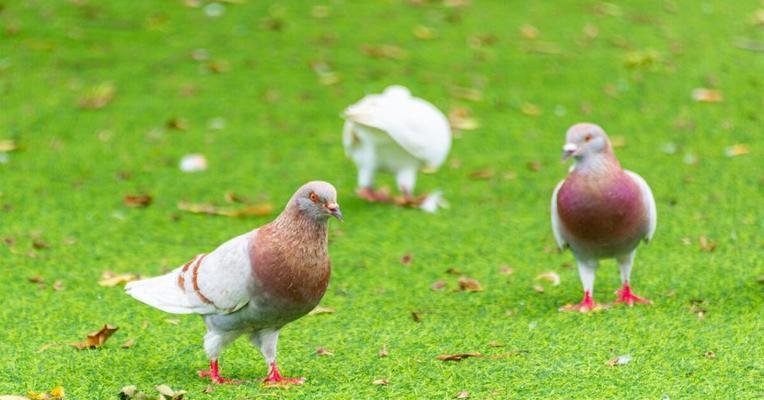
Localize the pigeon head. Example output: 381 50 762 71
291 181 343 222
562 123 612 162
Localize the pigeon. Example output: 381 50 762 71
125 181 343 384
551 123 657 312
342 85 451 203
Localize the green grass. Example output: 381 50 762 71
1 0 763 398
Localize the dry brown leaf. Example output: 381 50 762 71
699 236 717 252
436 352 481 361
724 144 750 157
69 325 118 349
361 44 406 60
535 271 561 286
309 305 336 315
704 351 716 359
155 384 186 400
499 265 514 275
400 254 413 265
448 107 480 130
451 87 483 102
316 347 334 356
78 82 116 109
177 201 273 217
692 88 723 102
413 25 437 40
32 240 49 250
123 194 152 208
0 139 17 152
52 280 64 291
411 310 422 322
207 59 230 73
378 344 389 358
166 117 189 131
121 338 135 349
606 355 632 366
26 386 65 400
532 284 545 293
430 280 448 291
99 271 138 287
520 24 539 39
372 379 389 385
689 299 707 320
520 102 542 116
446 267 464 275
469 168 494 180
456 391 470 399
458 277 483 292
28 276 44 284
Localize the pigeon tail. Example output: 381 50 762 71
125 272 194 314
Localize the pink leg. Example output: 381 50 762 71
614 282 652 306
263 362 305 386
198 360 243 384
559 290 605 312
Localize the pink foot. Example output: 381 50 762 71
198 360 243 384
614 283 652 306
263 362 305 386
559 291 605 312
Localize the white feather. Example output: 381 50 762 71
342 85 451 191
125 231 255 315
550 179 567 250
625 170 657 243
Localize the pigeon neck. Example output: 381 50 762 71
572 152 621 176
270 204 329 248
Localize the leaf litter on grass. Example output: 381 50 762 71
69 324 119 349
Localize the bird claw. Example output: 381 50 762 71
559 291 606 313
614 284 653 306
198 370 243 385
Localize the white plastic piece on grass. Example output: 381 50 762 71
180 154 208 173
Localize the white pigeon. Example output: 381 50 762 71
342 85 451 202
126 181 342 385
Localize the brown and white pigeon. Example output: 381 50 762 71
126 181 343 385
551 123 657 312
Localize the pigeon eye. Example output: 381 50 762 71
584 134 593 142
309 192 319 202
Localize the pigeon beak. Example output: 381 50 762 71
562 143 577 161
327 203 343 221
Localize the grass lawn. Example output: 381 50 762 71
1 0 763 398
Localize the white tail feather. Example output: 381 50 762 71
125 272 194 314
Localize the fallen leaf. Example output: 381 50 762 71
520 102 542 116
606 354 632 366
520 24 539 39
451 87 482 102
400 254 413 265
724 144 750 157
166 117 189 131
165 319 180 325
469 169 494 180
155 385 186 400
78 82 116 109
119 385 149 400
316 347 334 356
27 386 64 400
28 276 44 284
378 344 389 358
411 311 422 322
179 154 208 173
69 325 118 349
446 267 464 275
98 271 138 287
458 277 483 292
177 201 273 217
499 265 514 275
468 33 498 48
0 139 17 152
372 379 389 385
532 284 545 293
121 338 135 349
448 107 480 130
223 191 251 204
699 236 717 252
436 352 481 361
704 351 716 359
456 391 470 399
309 305 335 315
360 44 406 60
203 386 214 394
52 280 64 291
123 195 152 208
413 25 437 40
207 59 230 73
692 88 724 103
689 299 707 320
535 271 561 286
430 280 448 291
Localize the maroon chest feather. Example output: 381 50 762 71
557 170 646 245
250 224 331 307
